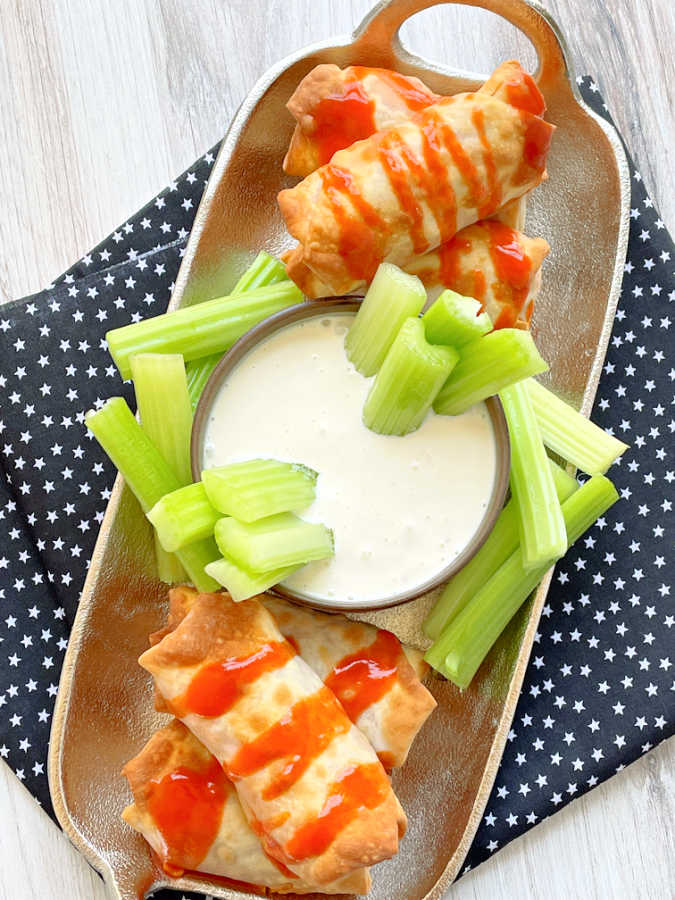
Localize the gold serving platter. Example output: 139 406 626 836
48 1 630 898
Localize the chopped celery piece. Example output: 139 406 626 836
176 537 221 593
363 317 458 435
433 329 548 416
85 398 181 512
526 379 629 474
345 263 426 376
205 556 300 603
130 353 193 486
425 475 619 688
422 459 577 639
214 513 333 572
107 281 303 380
185 252 289 409
501 381 567 570
147 483 220 552
202 459 317 522
422 290 492 347
186 354 221 410
232 250 288 294
154 533 187 584
85 398 218 592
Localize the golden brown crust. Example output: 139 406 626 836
140 593 405 886
378 654 437 768
140 592 278 677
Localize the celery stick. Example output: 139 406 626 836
130 354 193 486
85 398 181 511
214 513 333 572
176 537 221 593
425 475 619 687
185 252 290 409
526 379 629 474
202 459 317 522
345 263 426 376
186 354 221 410
85 398 219 592
232 250 288 294
501 381 567 570
107 281 303 380
423 460 577 639
147 483 220 552
422 290 492 347
433 329 548 416
363 317 458 435
154 533 187 584
205 556 300 603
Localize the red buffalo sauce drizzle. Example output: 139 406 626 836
376 132 428 254
227 687 350 801
513 112 553 185
285 763 390 861
419 117 457 238
471 107 501 218
437 234 473 290
324 629 402 722
176 641 294 718
146 759 227 873
504 72 546 116
312 81 376 166
486 220 533 327
320 165 388 282
362 67 439 111
429 108 487 212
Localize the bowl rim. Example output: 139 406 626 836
191 297 511 612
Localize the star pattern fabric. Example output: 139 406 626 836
0 81 671 896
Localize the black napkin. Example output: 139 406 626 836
0 81 671 894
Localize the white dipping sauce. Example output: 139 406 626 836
203 313 497 607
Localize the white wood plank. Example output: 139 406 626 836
0 1 672 898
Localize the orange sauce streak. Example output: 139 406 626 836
377 133 428 254
437 234 472 289
472 270 488 304
285 763 390 861
177 641 294 718
429 108 488 212
146 759 227 873
227 687 350 800
324 629 403 722
320 165 388 282
486 220 533 326
419 117 457 238
513 112 553 185
312 81 376 166
361 67 439 110
471 107 501 218
505 72 546 116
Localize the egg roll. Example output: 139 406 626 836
122 719 371 894
138 592 406 886
278 86 553 295
283 64 440 176
152 587 436 770
260 595 436 770
284 60 544 179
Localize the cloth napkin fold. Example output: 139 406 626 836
0 79 671 895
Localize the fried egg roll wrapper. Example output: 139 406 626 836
278 89 554 295
283 64 441 176
122 720 370 894
284 217 547 327
260 595 436 770
152 587 436 770
138 592 407 886
284 60 545 178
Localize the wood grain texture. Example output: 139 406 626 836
0 1 673 898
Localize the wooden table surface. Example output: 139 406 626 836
0 1 673 898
